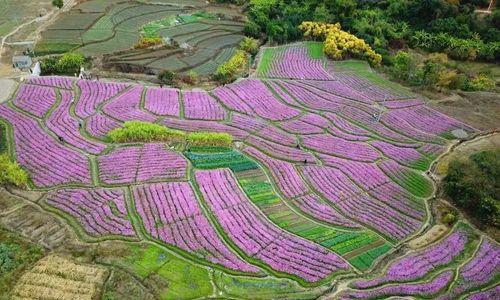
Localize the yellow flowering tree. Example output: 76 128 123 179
299 21 382 67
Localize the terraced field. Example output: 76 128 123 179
1 42 498 298
35 0 244 75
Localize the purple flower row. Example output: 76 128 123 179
75 79 128 118
353 229 468 289
0 104 91 187
303 134 380 162
216 79 301 121
381 109 443 144
103 85 157 123
262 46 334 80
161 118 249 140
244 146 308 198
336 74 407 101
246 135 315 163
299 80 371 104
195 169 349 282
13 84 56 118
397 105 476 135
144 86 179 117
27 76 74 89
265 80 300 106
98 144 187 184
441 239 500 299
183 90 226 121
292 194 362 229
319 154 426 220
301 165 421 240
46 188 135 237
371 141 425 167
85 113 121 138
324 113 372 137
47 90 106 155
133 182 260 273
340 270 453 299
279 81 343 112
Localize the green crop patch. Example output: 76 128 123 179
185 149 259 172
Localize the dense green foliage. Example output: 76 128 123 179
239 37 259 55
185 148 258 172
52 0 63 9
388 51 496 91
0 230 44 293
158 70 176 86
0 154 28 188
444 150 500 227
40 52 85 75
108 121 233 148
214 50 248 83
245 0 499 62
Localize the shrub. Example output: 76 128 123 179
299 21 382 67
443 150 499 227
214 50 248 83
0 154 28 188
108 121 185 143
52 0 63 9
107 121 234 148
466 74 496 91
158 70 176 86
187 132 233 148
442 213 456 225
134 37 163 49
239 37 259 55
57 52 85 74
437 70 467 90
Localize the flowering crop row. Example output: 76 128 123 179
371 141 430 171
465 286 500 300
339 270 453 299
243 146 308 198
103 85 157 123
420 143 445 158
0 105 91 187
228 114 296 146
161 118 249 140
336 74 406 101
381 110 442 144
382 98 423 109
291 194 362 229
324 113 371 137
183 90 226 120
144 87 179 117
352 228 469 289
279 118 325 135
339 106 414 143
195 169 350 282
219 79 301 121
27 76 74 89
13 84 56 118
46 188 135 237
260 46 334 80
301 166 421 240
396 106 475 136
293 81 372 105
85 113 121 138
278 81 343 112
76 80 129 118
440 239 500 299
98 144 186 184
264 80 300 106
378 159 433 198
300 80 370 103
133 182 259 273
47 90 106 155
246 135 315 163
303 134 380 162
318 154 426 221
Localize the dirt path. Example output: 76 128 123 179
0 79 17 103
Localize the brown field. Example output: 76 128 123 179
12 255 109 300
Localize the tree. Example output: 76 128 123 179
158 70 176 86
56 52 85 74
52 0 63 9
239 37 259 55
